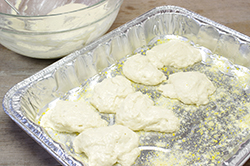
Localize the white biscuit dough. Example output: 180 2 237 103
90 76 135 113
30 3 88 31
146 39 202 68
158 71 216 105
40 100 107 133
123 54 166 85
48 3 88 15
73 125 140 166
116 92 180 133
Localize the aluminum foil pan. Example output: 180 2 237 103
3 5 250 166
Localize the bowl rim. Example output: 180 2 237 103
0 0 117 17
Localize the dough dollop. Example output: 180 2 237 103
40 100 108 133
123 54 166 85
146 39 202 68
158 71 216 105
90 76 135 113
73 125 140 166
116 92 180 132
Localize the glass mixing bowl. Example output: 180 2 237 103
0 0 123 59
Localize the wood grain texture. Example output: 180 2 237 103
1 0 250 165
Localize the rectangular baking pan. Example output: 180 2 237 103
3 5 250 166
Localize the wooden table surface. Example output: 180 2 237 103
1 0 250 165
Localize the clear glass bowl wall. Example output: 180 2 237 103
0 0 123 59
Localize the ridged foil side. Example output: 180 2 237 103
3 5 250 166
